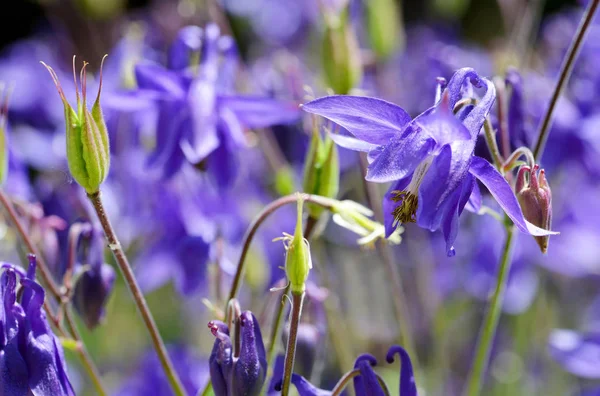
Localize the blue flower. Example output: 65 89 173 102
131 23 300 188
208 311 267 396
0 256 75 396
303 67 556 255
275 345 417 395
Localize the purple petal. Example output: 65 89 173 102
415 100 470 145
465 181 482 213
134 63 186 98
462 78 496 138
353 354 385 396
302 95 411 145
386 346 418 396
549 329 600 378
169 25 203 71
232 312 267 396
468 156 558 236
443 68 484 109
367 125 435 182
174 236 210 295
329 133 379 152
219 96 300 128
182 79 220 164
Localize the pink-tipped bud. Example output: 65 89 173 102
516 164 552 253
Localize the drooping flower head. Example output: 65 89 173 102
303 67 556 255
0 256 74 395
72 223 116 330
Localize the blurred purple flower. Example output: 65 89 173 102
549 329 600 378
116 345 208 396
132 23 300 189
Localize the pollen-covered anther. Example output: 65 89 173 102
391 190 418 224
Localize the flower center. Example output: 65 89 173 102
390 157 433 226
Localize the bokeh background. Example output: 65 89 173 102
2 0 600 395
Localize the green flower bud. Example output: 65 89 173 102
302 125 339 219
42 56 110 194
365 0 405 60
321 10 362 94
275 196 312 294
0 86 9 186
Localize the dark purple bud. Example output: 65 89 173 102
386 345 417 396
516 164 553 253
169 26 203 71
282 323 319 378
208 320 233 396
353 353 385 396
232 311 267 396
73 227 116 329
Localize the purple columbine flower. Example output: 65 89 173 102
275 345 417 395
132 23 300 188
208 311 267 396
303 67 556 255
0 256 75 395
72 224 116 330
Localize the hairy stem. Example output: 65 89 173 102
463 226 515 396
87 191 186 396
532 0 600 160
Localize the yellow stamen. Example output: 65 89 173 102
390 190 418 224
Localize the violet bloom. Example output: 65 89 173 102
276 345 417 396
116 345 208 396
133 23 300 188
208 311 267 396
72 224 116 330
303 67 555 255
548 329 600 378
0 256 74 395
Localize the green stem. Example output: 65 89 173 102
357 153 420 370
87 191 186 396
463 226 516 396
264 284 290 389
281 291 305 396
64 309 107 396
483 118 503 171
532 0 600 160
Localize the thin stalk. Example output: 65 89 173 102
225 193 335 305
463 226 515 396
281 291 305 396
0 189 107 395
0 190 61 297
532 0 600 160
357 153 420 369
87 191 186 396
493 77 510 160
483 119 504 171
263 284 290 391
64 309 107 396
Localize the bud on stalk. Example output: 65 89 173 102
42 56 110 194
516 164 552 253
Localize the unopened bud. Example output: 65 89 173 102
42 56 110 194
516 164 552 253
321 10 362 94
365 0 404 60
302 127 339 219
275 197 312 294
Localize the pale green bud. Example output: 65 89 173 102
365 0 405 60
321 10 362 94
274 196 312 294
302 126 339 219
42 56 110 194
